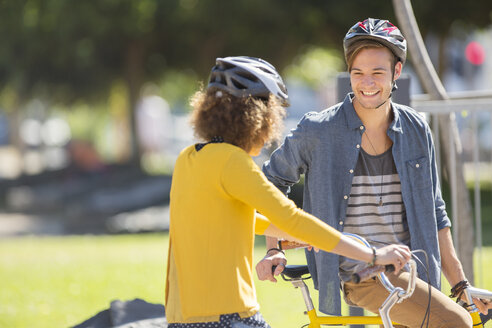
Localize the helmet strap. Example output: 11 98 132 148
375 99 388 109
375 81 397 109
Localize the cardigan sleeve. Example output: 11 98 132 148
254 213 270 235
221 150 341 252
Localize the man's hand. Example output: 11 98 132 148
457 287 491 315
255 250 287 283
473 297 492 314
471 296 491 315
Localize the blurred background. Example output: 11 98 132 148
0 1 492 327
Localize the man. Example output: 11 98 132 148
256 18 488 327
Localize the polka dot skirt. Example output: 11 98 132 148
168 312 270 328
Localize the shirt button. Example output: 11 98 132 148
416 163 420 168
349 169 354 174
360 126 364 130
344 195 348 200
356 144 360 149
339 221 344 225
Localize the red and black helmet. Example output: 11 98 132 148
343 18 407 64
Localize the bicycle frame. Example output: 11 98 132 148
282 262 492 328
283 260 417 328
289 277 387 327
278 234 492 327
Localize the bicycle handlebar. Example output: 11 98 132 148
351 264 395 283
463 285 492 325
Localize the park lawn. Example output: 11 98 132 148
1 234 491 328
0 234 168 328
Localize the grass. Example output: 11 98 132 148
441 182 492 245
1 234 492 328
0 234 168 328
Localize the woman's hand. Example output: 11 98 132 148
255 250 287 283
374 244 412 274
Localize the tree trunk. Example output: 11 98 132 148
437 33 447 78
392 0 474 283
124 40 146 165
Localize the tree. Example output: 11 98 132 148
0 0 490 163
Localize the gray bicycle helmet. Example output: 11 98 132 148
207 56 289 106
343 18 407 64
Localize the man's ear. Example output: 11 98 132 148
394 61 403 81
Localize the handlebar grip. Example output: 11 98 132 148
351 264 395 283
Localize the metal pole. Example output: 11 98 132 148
472 111 482 287
449 114 459 255
433 113 441 183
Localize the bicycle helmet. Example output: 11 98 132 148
343 18 407 64
207 56 289 106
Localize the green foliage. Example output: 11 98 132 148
65 103 107 141
284 46 344 88
157 70 199 112
1 0 490 106
0 0 490 161
440 179 492 245
471 187 492 246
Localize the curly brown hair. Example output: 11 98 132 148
190 88 286 153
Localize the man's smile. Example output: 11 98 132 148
361 90 380 96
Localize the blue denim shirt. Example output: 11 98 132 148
262 94 451 315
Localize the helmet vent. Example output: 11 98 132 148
220 62 235 70
258 67 274 75
277 82 287 94
236 71 259 82
231 78 247 90
209 72 223 84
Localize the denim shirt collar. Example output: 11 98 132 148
342 93 403 134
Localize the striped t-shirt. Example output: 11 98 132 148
339 146 410 281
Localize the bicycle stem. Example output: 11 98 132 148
380 287 404 328
378 260 417 328
378 259 417 300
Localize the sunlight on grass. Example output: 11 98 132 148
0 234 168 328
1 234 491 328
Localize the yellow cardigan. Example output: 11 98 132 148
165 143 342 323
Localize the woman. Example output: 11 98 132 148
165 56 411 328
